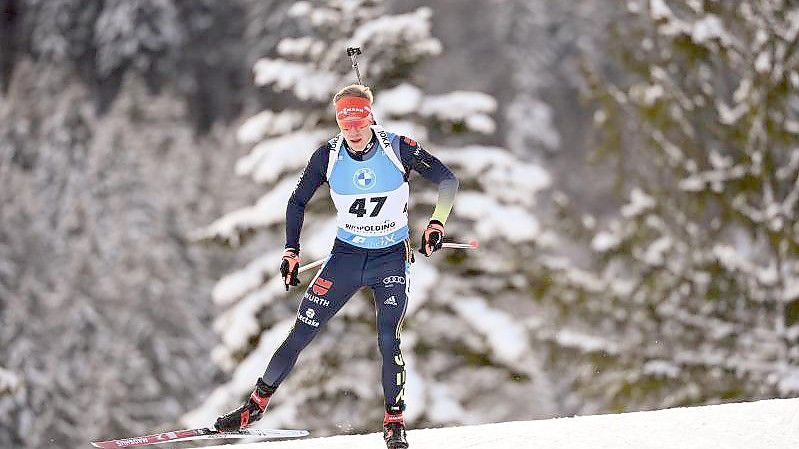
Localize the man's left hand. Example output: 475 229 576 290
420 220 444 257
280 249 301 291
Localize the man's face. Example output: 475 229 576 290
339 120 373 151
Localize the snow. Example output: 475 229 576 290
374 84 423 117
184 319 296 427
420 91 497 134
252 58 339 102
713 245 756 279
755 50 772 75
212 277 287 354
716 99 747 125
277 37 326 59
621 188 656 218
780 370 799 394
236 130 331 184
455 192 541 243
650 0 672 21
300 218 339 258
642 359 681 379
93 1 183 76
400 352 426 423
592 230 621 252
506 97 561 151
351 7 442 59
630 83 664 106
426 382 466 422
380 119 429 142
555 328 619 354
237 110 306 144
405 262 438 316
287 2 312 18
190 177 297 246
691 15 728 45
200 398 799 449
212 251 282 305
436 146 551 206
374 87 500 134
452 297 529 364
642 235 672 265
0 367 20 395
785 277 799 302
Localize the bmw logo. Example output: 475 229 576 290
353 168 376 190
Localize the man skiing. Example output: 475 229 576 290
214 84 459 449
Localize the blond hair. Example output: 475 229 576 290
333 84 373 104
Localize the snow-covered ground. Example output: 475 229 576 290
203 398 799 449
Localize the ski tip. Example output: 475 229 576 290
284 429 310 439
232 428 310 439
469 239 479 249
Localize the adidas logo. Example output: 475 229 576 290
384 296 398 306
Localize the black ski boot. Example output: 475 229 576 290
215 378 275 432
383 411 409 449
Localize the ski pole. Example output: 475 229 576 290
441 240 479 250
345 46 381 123
347 46 364 86
299 258 326 274
298 240 479 274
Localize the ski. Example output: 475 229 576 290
90 427 309 448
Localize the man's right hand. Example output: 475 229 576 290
280 249 301 291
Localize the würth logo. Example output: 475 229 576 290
312 277 333 295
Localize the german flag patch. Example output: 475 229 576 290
402 136 418 147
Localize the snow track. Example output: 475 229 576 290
203 398 799 449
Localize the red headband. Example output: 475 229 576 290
335 96 372 126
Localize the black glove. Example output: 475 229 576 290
280 249 301 291
419 220 444 257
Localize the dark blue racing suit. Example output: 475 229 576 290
261 126 458 413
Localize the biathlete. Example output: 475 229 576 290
215 84 459 449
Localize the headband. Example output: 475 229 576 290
335 96 372 125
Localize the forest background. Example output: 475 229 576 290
2 1 798 448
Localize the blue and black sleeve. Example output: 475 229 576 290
285 144 330 251
399 136 459 225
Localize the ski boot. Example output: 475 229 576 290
215 378 275 432
383 411 409 449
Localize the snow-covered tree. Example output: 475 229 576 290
185 0 559 434
0 367 20 396
0 60 236 447
0 2 269 448
545 0 799 412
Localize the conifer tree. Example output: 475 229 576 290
551 0 799 411
187 0 559 433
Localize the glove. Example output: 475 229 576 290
419 220 444 257
280 249 301 291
